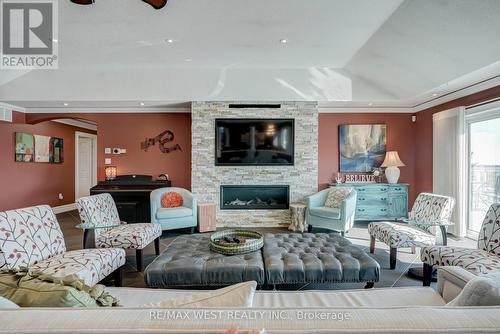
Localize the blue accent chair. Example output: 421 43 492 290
150 187 198 232
306 188 357 236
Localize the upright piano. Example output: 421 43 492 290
90 175 171 223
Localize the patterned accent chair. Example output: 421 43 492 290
150 187 198 232
368 193 455 269
421 203 500 286
0 205 125 287
306 188 357 236
76 193 163 272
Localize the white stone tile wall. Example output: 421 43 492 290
191 101 318 227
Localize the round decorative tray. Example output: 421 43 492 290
209 230 264 255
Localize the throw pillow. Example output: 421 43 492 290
0 269 120 307
161 192 184 208
144 281 257 308
324 188 352 208
446 273 500 306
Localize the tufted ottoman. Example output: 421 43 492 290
263 233 380 286
144 234 265 287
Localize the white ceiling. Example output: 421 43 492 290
1 0 500 111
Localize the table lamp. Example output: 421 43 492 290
105 166 117 181
381 151 405 184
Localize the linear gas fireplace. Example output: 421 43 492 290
220 185 290 210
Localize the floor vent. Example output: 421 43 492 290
0 107 12 122
228 104 281 109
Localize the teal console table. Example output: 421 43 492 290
329 183 408 221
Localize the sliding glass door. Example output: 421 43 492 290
467 111 500 237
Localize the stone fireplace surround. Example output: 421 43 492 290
191 101 318 227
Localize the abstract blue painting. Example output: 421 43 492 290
339 124 387 172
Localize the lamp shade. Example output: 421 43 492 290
105 166 117 180
381 151 405 167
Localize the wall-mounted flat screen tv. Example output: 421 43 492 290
215 119 294 166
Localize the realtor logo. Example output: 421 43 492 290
1 0 58 69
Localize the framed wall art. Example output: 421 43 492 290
15 133 35 162
14 132 64 164
339 124 387 172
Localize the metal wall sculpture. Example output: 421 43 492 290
141 130 181 154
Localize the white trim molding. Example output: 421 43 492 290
75 131 98 202
52 119 97 131
414 75 500 112
52 203 77 214
318 106 414 113
24 106 191 113
0 102 26 113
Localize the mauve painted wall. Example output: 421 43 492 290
318 113 417 205
94 113 192 189
26 113 192 189
0 113 96 211
414 85 500 197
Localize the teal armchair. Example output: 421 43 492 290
306 188 357 236
150 187 198 232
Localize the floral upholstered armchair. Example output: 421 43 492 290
76 193 162 272
368 193 455 269
0 205 125 287
420 203 500 286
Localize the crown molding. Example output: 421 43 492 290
52 119 97 131
413 75 500 112
0 102 26 112
6 75 500 115
317 106 414 113
24 106 191 113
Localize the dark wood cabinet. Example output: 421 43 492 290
90 175 171 223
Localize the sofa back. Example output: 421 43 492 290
0 307 499 333
477 203 500 255
0 205 66 269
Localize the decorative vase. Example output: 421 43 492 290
385 166 400 184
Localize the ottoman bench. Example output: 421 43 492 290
144 234 265 287
263 233 380 287
145 232 379 288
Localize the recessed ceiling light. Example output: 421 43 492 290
140 102 145 106
368 102 373 106
52 39 58 43
185 58 192 62
280 39 287 44
432 93 439 97
63 103 68 106
165 39 174 44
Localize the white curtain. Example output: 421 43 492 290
432 107 466 237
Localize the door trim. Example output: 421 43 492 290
75 131 97 201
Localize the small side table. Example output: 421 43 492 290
75 223 121 249
198 203 217 233
289 203 307 232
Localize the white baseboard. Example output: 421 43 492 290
52 203 77 214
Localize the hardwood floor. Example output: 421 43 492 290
57 211 475 289
58 210 177 288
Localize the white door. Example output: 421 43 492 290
77 137 94 199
